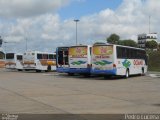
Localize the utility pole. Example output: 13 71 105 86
26 37 28 51
149 16 150 33
74 19 80 45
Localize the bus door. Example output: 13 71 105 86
16 54 23 69
57 47 69 68
92 45 114 71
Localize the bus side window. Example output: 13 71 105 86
17 55 23 60
43 54 48 59
49 54 53 59
37 54 42 59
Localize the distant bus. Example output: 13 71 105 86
68 45 92 75
0 51 5 68
5 53 23 71
91 44 148 78
23 51 56 72
56 47 70 73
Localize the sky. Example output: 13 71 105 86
0 0 160 53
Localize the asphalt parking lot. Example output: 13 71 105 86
0 69 160 114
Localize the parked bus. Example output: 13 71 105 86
0 50 5 68
56 47 70 73
23 51 56 72
91 44 148 78
68 45 92 75
5 53 23 71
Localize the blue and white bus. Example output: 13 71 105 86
68 45 92 76
91 44 148 78
56 47 70 73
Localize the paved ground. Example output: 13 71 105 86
0 69 160 114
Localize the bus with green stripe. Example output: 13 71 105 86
91 44 148 78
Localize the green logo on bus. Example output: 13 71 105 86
122 59 131 68
94 60 112 66
71 61 86 65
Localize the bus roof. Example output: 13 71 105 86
24 51 55 54
70 44 92 48
93 43 145 51
6 52 23 55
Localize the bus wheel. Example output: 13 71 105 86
104 75 112 79
83 73 91 77
47 65 51 72
68 73 74 76
141 68 144 76
17 69 22 71
125 69 129 78
36 70 41 72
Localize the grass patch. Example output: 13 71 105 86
147 50 160 72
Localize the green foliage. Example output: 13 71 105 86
158 43 160 51
148 50 160 71
118 39 138 47
106 34 137 47
93 42 106 45
107 34 120 44
145 40 158 50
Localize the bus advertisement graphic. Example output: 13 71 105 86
69 47 87 58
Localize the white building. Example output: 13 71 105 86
138 33 158 48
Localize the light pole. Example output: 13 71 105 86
26 37 28 51
74 19 79 45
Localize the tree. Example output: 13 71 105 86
118 39 138 47
145 40 158 50
158 43 160 51
93 42 106 45
107 34 120 44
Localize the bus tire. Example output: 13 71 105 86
36 70 41 72
141 67 144 76
47 65 51 72
83 73 90 77
125 69 129 78
104 75 112 79
17 69 22 71
68 73 74 76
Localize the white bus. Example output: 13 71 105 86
0 50 5 68
5 53 23 71
68 45 92 75
23 51 56 72
91 44 148 78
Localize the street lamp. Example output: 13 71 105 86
25 37 28 51
74 19 80 45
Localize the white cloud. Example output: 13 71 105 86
0 0 69 18
1 0 160 53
